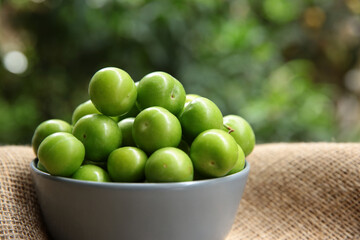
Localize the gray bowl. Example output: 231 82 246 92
30 160 249 240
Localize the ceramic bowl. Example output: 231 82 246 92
30 159 249 240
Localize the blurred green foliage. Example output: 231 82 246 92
0 0 359 144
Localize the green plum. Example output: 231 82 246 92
179 97 223 141
111 116 120 122
137 72 186 116
180 94 201 115
190 129 238 177
71 99 118 123
132 107 182 154
107 147 147 182
72 100 101 125
82 160 108 170
145 147 193 182
38 132 85 177
223 115 255 156
185 94 200 104
88 67 137 116
118 118 136 147
32 119 72 155
227 145 245 175
72 164 110 182
72 114 122 162
37 160 48 173
117 82 141 121
118 103 140 121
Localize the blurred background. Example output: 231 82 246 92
1 0 360 145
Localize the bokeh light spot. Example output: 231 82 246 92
304 7 326 29
263 0 302 24
3 51 28 75
346 0 360 14
345 69 360 94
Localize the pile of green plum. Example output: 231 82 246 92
32 67 255 183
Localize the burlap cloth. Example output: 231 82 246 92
0 143 359 239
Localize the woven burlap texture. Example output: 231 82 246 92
0 146 47 240
0 143 359 239
227 143 360 240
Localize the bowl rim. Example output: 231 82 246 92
30 159 250 189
